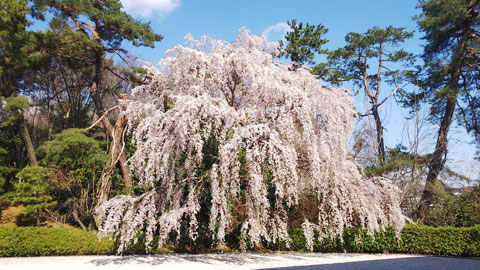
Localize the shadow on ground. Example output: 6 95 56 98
87 253 479 270
257 256 479 270
88 253 275 266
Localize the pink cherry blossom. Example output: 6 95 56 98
95 28 406 253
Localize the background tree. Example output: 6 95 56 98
23 56 94 138
0 0 43 165
36 128 107 230
401 0 480 220
35 0 163 201
317 26 414 163
278 19 329 70
13 166 56 225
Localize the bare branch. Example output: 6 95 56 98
85 105 118 130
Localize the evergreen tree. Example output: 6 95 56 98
0 0 43 165
278 19 328 70
34 0 163 202
13 166 56 225
403 0 480 220
317 26 414 163
37 128 107 230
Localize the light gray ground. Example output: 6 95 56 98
0 253 478 270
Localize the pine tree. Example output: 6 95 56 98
13 166 56 225
404 0 480 220
0 0 43 165
278 19 328 70
35 0 163 202
317 26 414 163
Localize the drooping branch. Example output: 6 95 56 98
95 29 406 253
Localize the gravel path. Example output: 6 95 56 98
1 253 478 270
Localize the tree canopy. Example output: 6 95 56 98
278 19 328 70
316 26 414 163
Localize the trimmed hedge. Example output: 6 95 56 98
400 225 480 256
0 224 478 257
288 224 480 257
0 225 113 256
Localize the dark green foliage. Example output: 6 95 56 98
425 185 480 227
0 225 113 256
454 186 480 227
278 19 328 69
0 224 479 256
0 116 24 193
0 0 33 97
37 128 106 173
400 225 480 256
36 0 163 83
287 225 480 257
286 228 307 251
0 96 30 126
365 145 429 177
38 0 163 47
343 227 400 253
316 26 414 88
36 128 107 226
0 145 19 194
13 166 56 224
399 0 480 122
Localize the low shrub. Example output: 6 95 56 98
342 226 400 253
0 225 113 257
400 224 480 256
0 224 478 257
286 224 480 257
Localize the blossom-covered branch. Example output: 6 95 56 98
95 28 406 253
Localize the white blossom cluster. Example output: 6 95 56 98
95 28 406 252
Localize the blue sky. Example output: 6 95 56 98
124 0 423 63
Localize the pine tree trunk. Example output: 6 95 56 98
417 96 456 220
372 106 385 163
17 115 37 166
416 25 469 221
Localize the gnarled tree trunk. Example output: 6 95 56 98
18 114 38 166
97 97 131 204
90 51 132 205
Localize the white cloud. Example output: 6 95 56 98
261 22 291 41
121 0 180 18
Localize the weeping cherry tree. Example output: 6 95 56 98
95 28 406 253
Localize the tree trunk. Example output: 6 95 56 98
17 115 38 166
371 105 385 163
417 95 457 221
97 166 115 204
416 23 469 221
72 207 88 232
90 52 131 204
97 103 132 204
417 96 456 220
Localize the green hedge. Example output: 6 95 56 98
1 224 479 257
400 225 480 256
0 225 113 256
288 224 480 257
